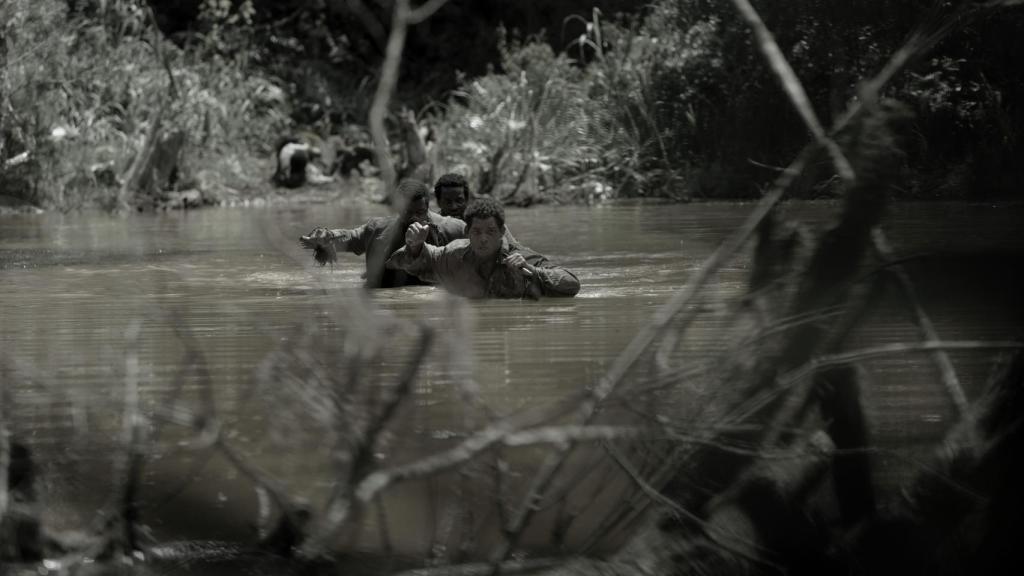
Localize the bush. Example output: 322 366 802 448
435 30 599 205
0 0 291 210
434 0 1023 202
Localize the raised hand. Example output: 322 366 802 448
405 221 431 256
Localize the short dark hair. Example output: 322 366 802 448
463 196 505 230
433 173 469 201
396 179 429 202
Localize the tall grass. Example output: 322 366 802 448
432 10 734 204
432 0 1023 203
0 0 290 210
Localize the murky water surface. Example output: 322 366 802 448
1 200 1021 556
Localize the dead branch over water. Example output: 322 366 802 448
3 3 1023 576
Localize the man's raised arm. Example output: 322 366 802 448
386 221 444 275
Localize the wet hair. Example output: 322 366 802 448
433 173 469 201
397 179 429 203
463 196 505 230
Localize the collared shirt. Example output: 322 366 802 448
329 211 464 288
386 238 580 299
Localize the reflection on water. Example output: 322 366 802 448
1 201 1022 556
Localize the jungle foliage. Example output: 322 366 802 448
433 0 1024 201
1 0 1022 210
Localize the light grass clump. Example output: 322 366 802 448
0 0 289 210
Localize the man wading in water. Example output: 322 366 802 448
433 172 470 219
432 172 521 249
386 197 580 299
300 179 464 288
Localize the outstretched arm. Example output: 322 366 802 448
300 222 375 255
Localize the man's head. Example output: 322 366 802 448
463 197 506 259
397 179 430 223
433 173 470 219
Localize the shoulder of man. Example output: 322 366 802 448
510 242 548 266
367 215 396 227
429 211 467 237
364 215 399 235
445 238 472 251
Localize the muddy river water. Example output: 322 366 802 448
1 200 1021 558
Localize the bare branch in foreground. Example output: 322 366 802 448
487 147 804 569
728 0 855 182
300 324 434 558
0 366 10 527
357 425 649 505
778 340 1024 391
395 557 564 576
872 229 970 417
102 320 145 557
407 0 451 24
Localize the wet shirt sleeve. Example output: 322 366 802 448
386 243 448 279
525 254 581 297
431 216 466 245
328 221 376 255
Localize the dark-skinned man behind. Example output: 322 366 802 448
433 172 470 219
386 197 580 299
300 179 464 288
433 172 522 250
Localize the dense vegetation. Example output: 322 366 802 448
1 0 1022 211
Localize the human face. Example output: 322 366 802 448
467 216 503 259
404 193 430 224
437 186 468 219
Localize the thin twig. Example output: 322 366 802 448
871 228 970 416
728 340 1024 427
0 360 11 526
778 340 1023 391
144 2 178 100
728 0 855 182
368 0 411 199
487 154 801 570
375 494 394 555
300 324 435 558
407 0 451 25
355 424 649 506
111 320 144 555
604 442 704 527
213 434 298 523
394 558 564 576
346 0 388 52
